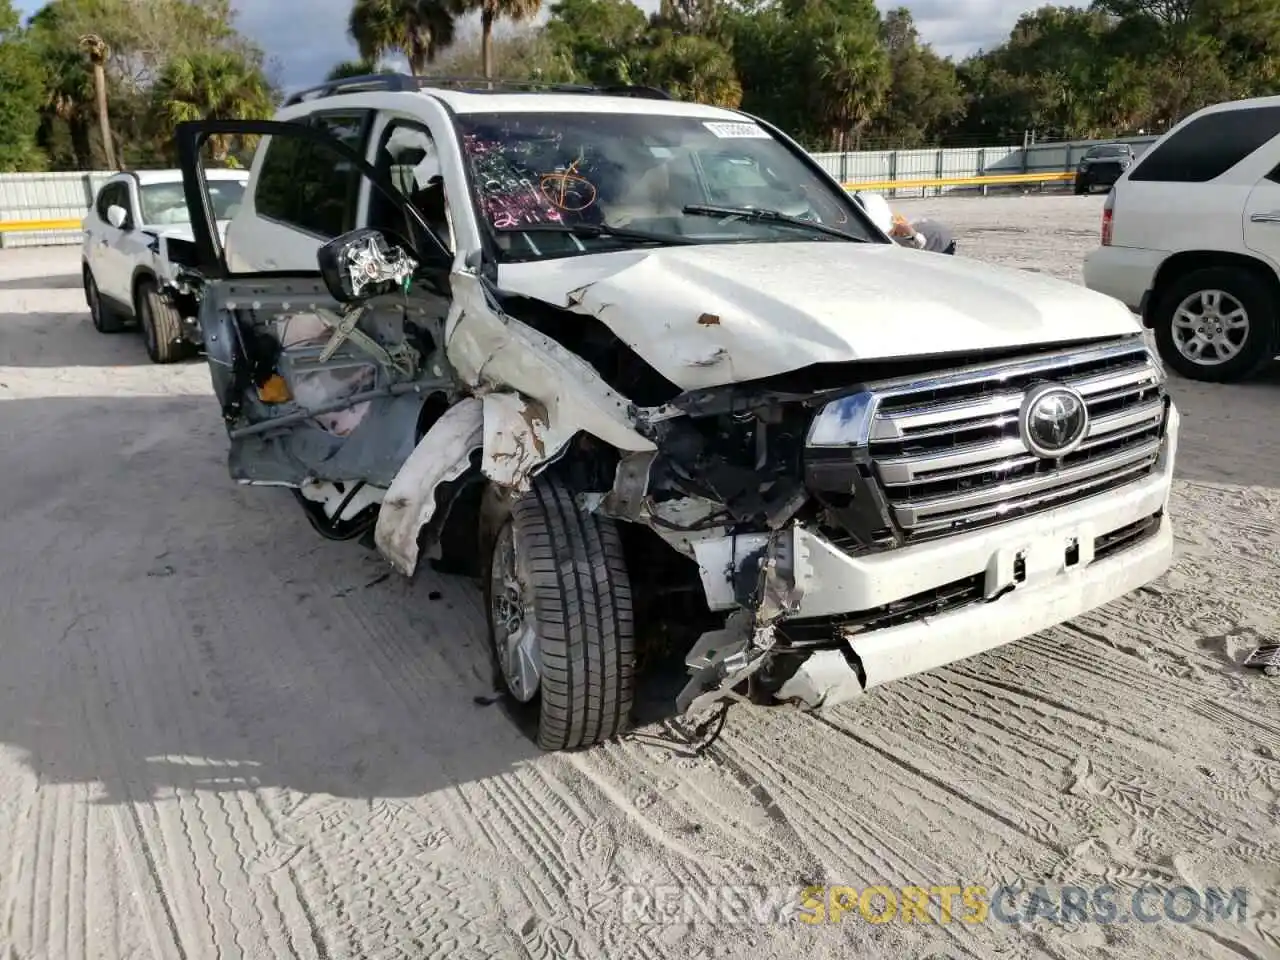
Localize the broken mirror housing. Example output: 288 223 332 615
317 228 418 304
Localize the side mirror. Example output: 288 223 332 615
317 228 418 304
107 204 129 229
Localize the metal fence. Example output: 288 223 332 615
0 134 1162 248
0 171 117 248
815 134 1160 198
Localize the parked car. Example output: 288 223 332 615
81 168 247 362
174 74 1178 751
1074 143 1135 195
1083 95 1280 382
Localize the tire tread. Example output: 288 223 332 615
507 478 635 751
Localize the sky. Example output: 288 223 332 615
16 0 1035 91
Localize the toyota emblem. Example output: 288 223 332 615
1019 383 1089 458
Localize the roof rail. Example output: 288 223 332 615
282 73 674 106
283 73 418 107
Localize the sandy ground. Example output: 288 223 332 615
2 194 1280 960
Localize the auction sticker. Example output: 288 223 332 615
703 121 770 139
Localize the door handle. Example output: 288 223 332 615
1250 211 1280 223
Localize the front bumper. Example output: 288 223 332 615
689 404 1179 710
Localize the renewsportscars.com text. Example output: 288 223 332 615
618 883 1249 927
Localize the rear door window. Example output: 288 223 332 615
1130 106 1280 182
253 111 372 238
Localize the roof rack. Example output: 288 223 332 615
283 73 673 107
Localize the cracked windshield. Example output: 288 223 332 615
455 111 876 259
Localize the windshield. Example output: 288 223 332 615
1086 145 1128 158
453 111 877 260
140 179 245 226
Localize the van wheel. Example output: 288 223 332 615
1152 266 1277 382
136 279 187 364
486 477 635 751
85 268 124 333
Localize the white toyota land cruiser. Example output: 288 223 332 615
175 75 1178 751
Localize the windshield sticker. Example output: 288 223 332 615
703 121 770 140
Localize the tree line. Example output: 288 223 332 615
2 0 1278 173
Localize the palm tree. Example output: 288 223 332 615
466 0 542 79
348 0 458 77
326 58 382 80
151 51 274 163
77 33 116 169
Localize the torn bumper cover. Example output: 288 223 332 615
675 431 1176 715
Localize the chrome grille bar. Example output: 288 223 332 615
857 337 1169 541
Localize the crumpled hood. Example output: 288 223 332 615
496 241 1142 391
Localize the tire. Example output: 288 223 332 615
136 279 187 364
486 477 635 751
84 267 124 333
1152 266 1277 383
1074 178 1089 196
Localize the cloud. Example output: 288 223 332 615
877 0 1035 59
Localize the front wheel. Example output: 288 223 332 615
486 478 636 751
1152 266 1277 383
137 280 188 364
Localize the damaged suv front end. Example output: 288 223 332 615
636 336 1175 717
174 90 1176 750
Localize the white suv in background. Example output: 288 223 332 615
81 168 247 362
1083 95 1280 382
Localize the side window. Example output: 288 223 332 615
1131 106 1280 183
95 182 127 222
253 111 371 238
368 119 453 254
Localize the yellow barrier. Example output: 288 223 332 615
0 170 1074 232
844 171 1075 191
0 217 84 233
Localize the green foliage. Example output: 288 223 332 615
11 0 275 170
151 49 274 161
348 0 459 75
326 58 382 80
638 30 742 106
0 0 49 171
9 0 1280 173
544 0 647 85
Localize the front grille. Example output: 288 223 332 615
1087 161 1122 178
865 338 1169 542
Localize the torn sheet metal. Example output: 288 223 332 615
636 495 730 555
774 649 866 708
677 527 809 717
374 397 483 576
601 450 657 518
446 275 656 458
481 392 574 493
